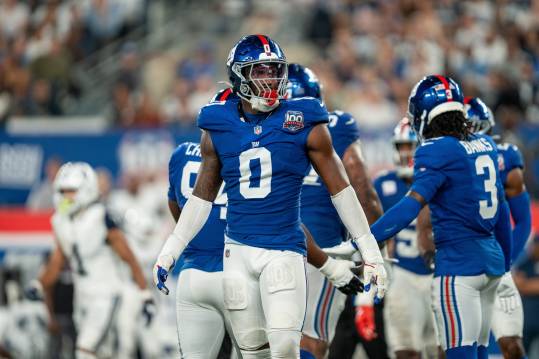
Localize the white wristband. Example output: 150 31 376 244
158 195 213 262
331 185 383 264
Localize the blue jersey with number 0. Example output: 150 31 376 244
168 142 227 273
197 94 328 255
300 110 359 248
497 142 524 186
374 170 433 275
410 134 506 277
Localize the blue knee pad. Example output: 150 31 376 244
300 349 316 359
446 343 477 359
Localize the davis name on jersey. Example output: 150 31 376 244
411 134 505 277
168 141 227 273
197 92 328 255
496 142 524 186
373 170 432 275
300 110 359 248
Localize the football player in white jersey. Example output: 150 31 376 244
28 162 154 359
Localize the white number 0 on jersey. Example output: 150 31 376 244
239 147 272 199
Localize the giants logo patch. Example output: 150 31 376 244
283 111 304 132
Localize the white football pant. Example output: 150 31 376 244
384 266 439 357
303 263 346 343
432 274 500 350
223 242 307 359
176 267 241 359
73 291 120 357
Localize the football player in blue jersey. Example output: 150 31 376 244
373 118 439 359
465 97 531 359
153 35 386 358
367 75 513 359
286 63 385 359
167 140 241 358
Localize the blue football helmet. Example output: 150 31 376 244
464 96 495 135
227 34 288 112
407 75 464 140
392 117 417 177
286 63 322 100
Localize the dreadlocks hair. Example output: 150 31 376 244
423 110 471 141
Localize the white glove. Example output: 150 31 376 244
363 262 387 303
323 241 357 259
497 272 520 313
153 254 175 295
319 257 363 295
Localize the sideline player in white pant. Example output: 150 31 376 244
369 76 512 359
373 118 439 359
27 162 154 359
465 97 532 359
154 34 386 359
286 63 384 359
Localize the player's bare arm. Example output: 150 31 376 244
342 141 383 224
306 124 350 194
303 223 329 269
504 167 526 198
168 200 181 222
306 123 386 298
192 130 223 201
36 244 65 333
154 130 222 295
39 244 65 289
108 228 147 290
416 205 435 269
407 190 427 207
303 223 363 295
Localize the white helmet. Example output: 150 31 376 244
392 118 418 178
53 162 99 214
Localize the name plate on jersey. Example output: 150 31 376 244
283 111 304 132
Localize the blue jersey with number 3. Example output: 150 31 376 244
374 171 433 275
300 110 359 248
411 134 506 277
197 94 328 255
497 142 524 186
168 142 227 273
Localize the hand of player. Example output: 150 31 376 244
422 250 435 271
497 273 519 313
362 262 387 303
140 289 156 326
153 254 175 295
322 240 357 260
319 257 364 295
355 305 377 341
24 280 44 301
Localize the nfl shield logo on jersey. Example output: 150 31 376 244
254 125 262 135
283 111 304 132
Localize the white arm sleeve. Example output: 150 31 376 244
331 185 383 264
158 194 213 262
